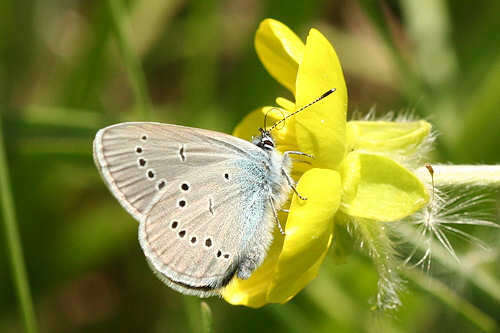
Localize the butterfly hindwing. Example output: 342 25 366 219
139 160 265 296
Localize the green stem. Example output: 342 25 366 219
183 298 213 333
200 301 213 333
354 217 403 310
107 0 152 120
183 296 200 333
416 164 500 187
0 115 38 333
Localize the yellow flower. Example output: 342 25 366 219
222 19 430 307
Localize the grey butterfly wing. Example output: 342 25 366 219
94 122 275 296
139 157 274 297
93 122 261 221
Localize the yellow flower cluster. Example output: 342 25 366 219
222 19 431 307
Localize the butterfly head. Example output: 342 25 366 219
254 128 275 151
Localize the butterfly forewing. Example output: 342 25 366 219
93 122 261 221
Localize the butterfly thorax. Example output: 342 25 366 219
251 129 291 210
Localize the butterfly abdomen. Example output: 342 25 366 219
269 150 292 208
234 148 292 280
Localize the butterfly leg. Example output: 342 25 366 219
283 151 314 159
269 198 286 235
285 150 314 165
291 158 312 165
281 168 307 200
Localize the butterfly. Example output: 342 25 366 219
92 89 334 297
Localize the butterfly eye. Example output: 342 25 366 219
263 139 274 148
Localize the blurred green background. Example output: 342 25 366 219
1 0 499 332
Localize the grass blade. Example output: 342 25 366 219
404 267 497 332
0 115 38 333
106 0 152 120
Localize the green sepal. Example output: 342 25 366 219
346 120 431 155
339 152 429 221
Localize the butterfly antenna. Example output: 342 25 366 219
263 108 286 131
269 88 336 132
263 109 269 130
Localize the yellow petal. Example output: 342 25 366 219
339 152 429 222
232 106 299 153
267 168 341 303
294 29 348 170
255 19 305 94
275 97 296 111
346 120 432 155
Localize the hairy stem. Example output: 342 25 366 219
354 218 402 310
416 165 500 187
